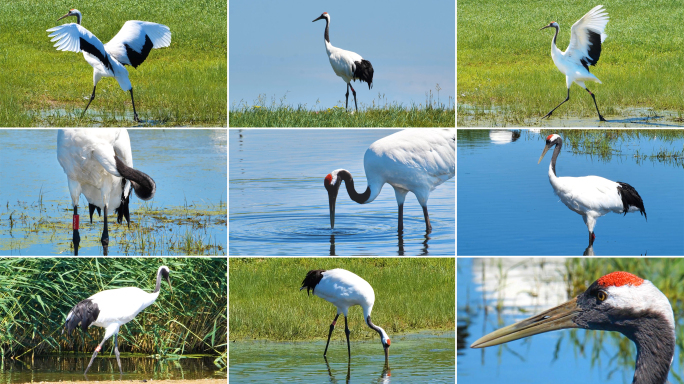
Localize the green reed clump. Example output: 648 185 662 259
0 258 226 358
229 258 454 341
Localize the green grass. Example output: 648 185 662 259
0 258 226 361
458 0 684 124
229 258 455 341
229 91 455 127
0 0 226 126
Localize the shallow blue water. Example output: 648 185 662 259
229 129 455 256
457 258 683 384
457 130 684 256
0 129 227 255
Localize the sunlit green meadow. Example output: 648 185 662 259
0 0 226 127
458 0 684 125
229 258 455 341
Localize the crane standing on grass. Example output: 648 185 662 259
313 12 374 112
540 5 609 122
47 9 171 122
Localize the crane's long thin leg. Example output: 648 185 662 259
398 203 404 232
114 333 122 375
82 86 97 117
73 205 80 256
101 205 109 256
84 338 107 374
584 87 606 122
324 313 340 357
129 88 140 122
422 206 432 233
345 83 350 111
349 83 357 112
542 88 570 119
344 315 351 359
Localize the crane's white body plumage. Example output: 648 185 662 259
325 41 365 85
550 5 608 89
57 129 133 211
313 268 377 320
362 128 456 207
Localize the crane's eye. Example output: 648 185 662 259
597 290 607 301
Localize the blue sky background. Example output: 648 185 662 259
229 0 455 110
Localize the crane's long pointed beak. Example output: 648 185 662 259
540 25 550 30
328 190 338 229
167 276 173 296
538 145 551 164
470 297 581 348
57 12 71 21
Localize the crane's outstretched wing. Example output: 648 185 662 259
566 5 609 69
104 21 171 68
47 23 113 72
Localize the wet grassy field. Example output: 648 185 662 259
458 0 684 125
0 0 226 126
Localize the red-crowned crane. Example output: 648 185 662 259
471 271 675 384
63 266 172 375
300 269 390 365
540 5 609 121
313 12 374 112
47 9 171 122
325 129 455 233
57 129 156 256
538 134 646 247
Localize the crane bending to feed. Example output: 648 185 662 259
57 129 156 256
540 5 609 121
538 134 646 247
300 268 390 365
471 271 675 384
325 129 455 233
313 12 374 112
63 266 172 375
47 9 171 122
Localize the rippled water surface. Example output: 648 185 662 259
458 129 684 255
229 129 455 256
230 331 454 384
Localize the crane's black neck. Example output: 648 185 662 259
153 268 169 293
366 316 384 339
550 139 562 176
323 17 330 43
621 316 675 384
336 170 371 204
551 25 559 46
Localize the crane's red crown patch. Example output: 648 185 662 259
597 271 644 288
546 134 555 141
324 173 333 185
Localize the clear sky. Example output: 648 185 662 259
229 0 455 110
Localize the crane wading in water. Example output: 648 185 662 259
324 129 455 233
540 5 609 121
313 12 374 112
47 9 171 122
63 266 172 375
300 268 390 366
471 271 675 384
538 134 646 247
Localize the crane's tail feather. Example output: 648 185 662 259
114 155 156 200
617 182 647 221
301 270 326 295
354 60 374 90
63 299 100 336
